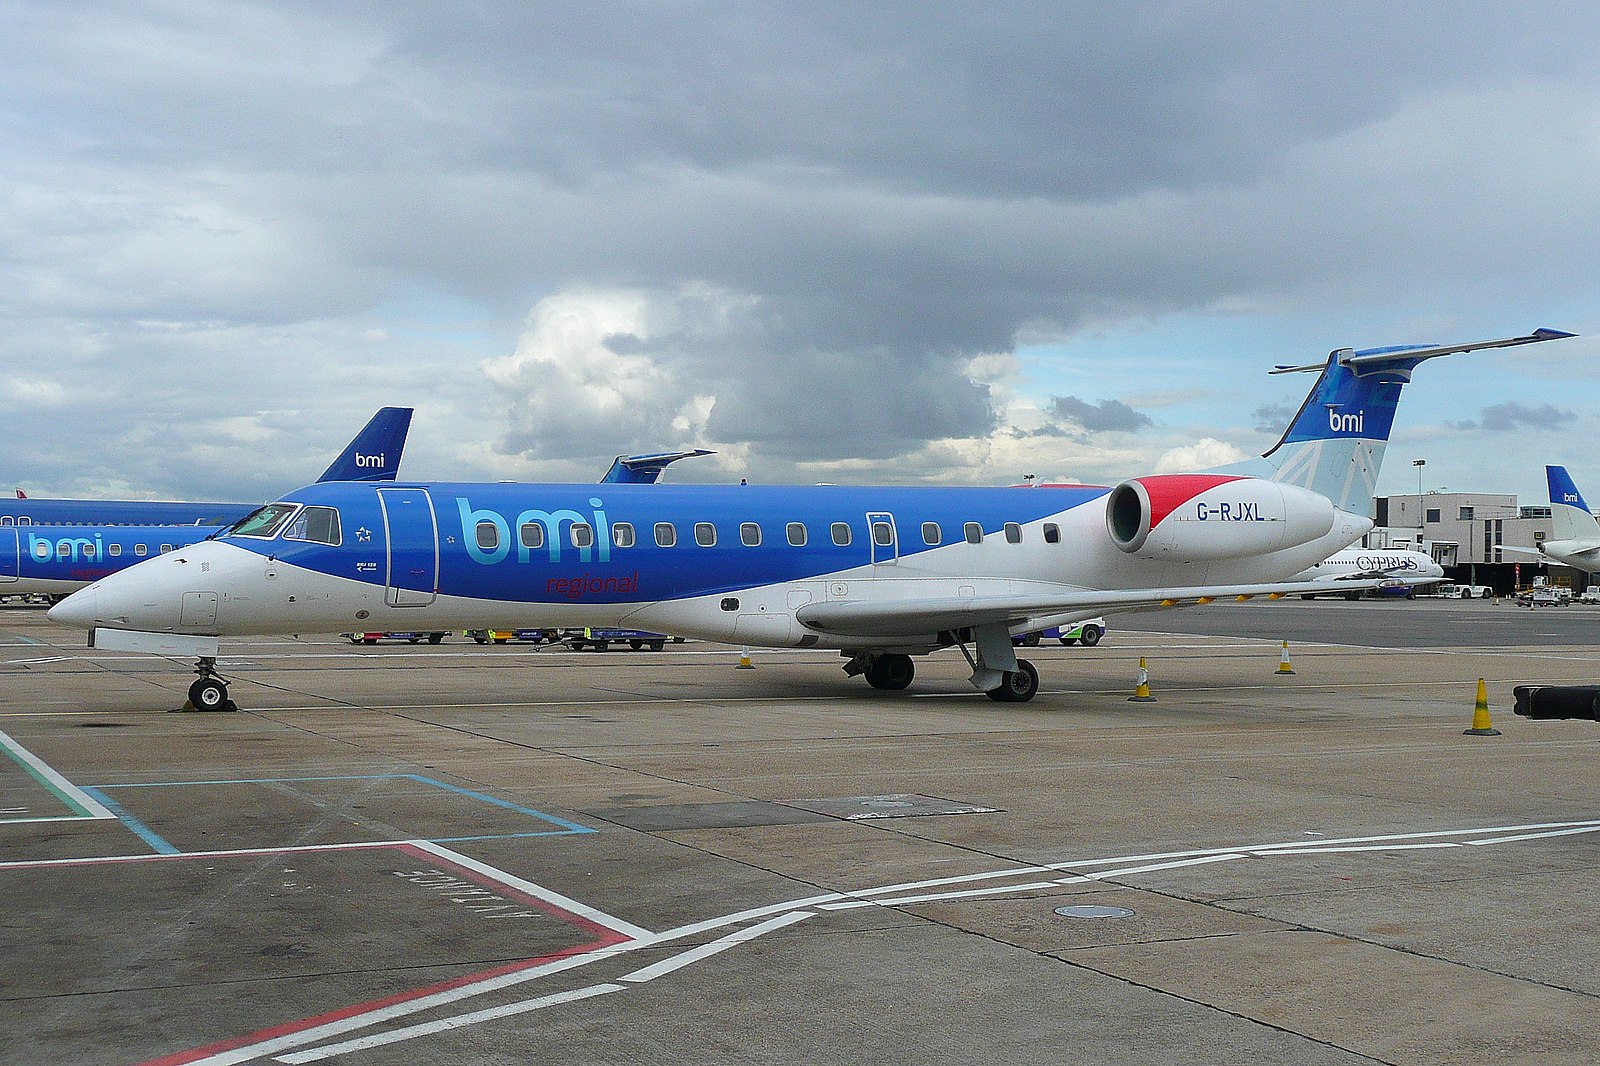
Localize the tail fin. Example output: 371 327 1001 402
1547 465 1599 541
315 407 414 483
598 448 715 484
1212 328 1575 516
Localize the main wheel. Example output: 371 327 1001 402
1078 625 1103 647
985 660 1039 702
864 653 915 690
189 677 230 712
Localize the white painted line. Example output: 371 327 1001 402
0 727 116 820
1464 824 1600 846
1251 843 1460 855
619 911 814 983
274 983 625 1063
409 840 654 942
821 882 1061 911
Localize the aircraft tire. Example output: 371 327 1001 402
986 660 1039 702
1079 625 1103 647
865 653 915 690
189 677 229 712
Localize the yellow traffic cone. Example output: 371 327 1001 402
1464 677 1500 735
736 646 755 670
1276 640 1295 675
1128 656 1156 702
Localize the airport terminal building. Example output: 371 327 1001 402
1369 491 1586 593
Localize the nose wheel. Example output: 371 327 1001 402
184 657 236 712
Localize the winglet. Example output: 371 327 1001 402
315 407 414 483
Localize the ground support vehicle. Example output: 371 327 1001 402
563 627 669 652
343 631 447 645
1012 619 1106 647
466 629 555 644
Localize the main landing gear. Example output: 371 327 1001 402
184 657 236 712
843 626 1041 703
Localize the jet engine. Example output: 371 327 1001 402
1106 474 1337 560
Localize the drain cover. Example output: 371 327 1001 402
1054 905 1135 919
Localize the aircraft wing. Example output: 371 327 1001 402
795 579 1387 640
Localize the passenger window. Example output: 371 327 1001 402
922 522 941 546
1043 523 1060 544
108 543 122 557
695 522 716 547
571 523 594 548
872 521 893 547
0 517 10 526
655 522 676 547
831 522 851 546
740 522 761 547
135 544 148 557
786 522 807 547
161 544 174 553
56 543 70 559
964 522 983 544
1004 522 1022 544
520 523 545 549
613 522 635 548
475 521 500 551
284 505 342 545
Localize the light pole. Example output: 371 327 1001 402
1411 459 1426 534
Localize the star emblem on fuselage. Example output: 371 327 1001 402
355 527 372 543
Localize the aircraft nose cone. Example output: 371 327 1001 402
47 588 98 629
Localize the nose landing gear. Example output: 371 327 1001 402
181 657 236 713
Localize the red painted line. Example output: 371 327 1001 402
88 841 632 1066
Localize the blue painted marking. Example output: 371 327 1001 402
89 774 594 837
79 785 179 855
14 636 40 646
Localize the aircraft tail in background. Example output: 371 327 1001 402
1547 465 1600 542
1212 329 1575 516
315 407 413 483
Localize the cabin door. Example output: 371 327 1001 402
0 528 16 582
378 488 439 607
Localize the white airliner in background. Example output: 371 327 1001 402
47 329 1575 710
1292 546 1444 598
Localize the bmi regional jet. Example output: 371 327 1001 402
47 329 1575 711
0 408 412 600
1503 465 1600 574
0 407 412 527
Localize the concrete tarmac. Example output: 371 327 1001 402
3 599 1599 1065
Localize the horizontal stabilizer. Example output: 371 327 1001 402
1270 328 1576 376
600 449 716 484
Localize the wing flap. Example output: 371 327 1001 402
795 579 1387 639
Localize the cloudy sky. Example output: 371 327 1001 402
3 2 1598 509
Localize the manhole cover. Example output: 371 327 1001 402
1054 905 1135 919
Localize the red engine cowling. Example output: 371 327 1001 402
1105 474 1337 560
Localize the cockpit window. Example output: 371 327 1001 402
283 505 342 546
225 503 299 539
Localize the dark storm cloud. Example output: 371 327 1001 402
1453 402 1577 433
1047 396 1153 434
3 2 1600 490
1253 404 1296 434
